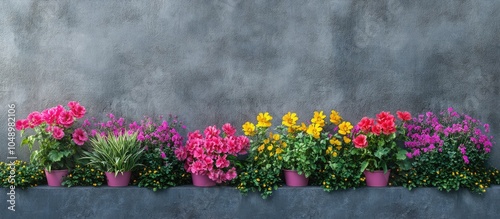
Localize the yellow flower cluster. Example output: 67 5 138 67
242 122 256 136
306 123 323 139
255 130 285 160
310 111 326 127
325 146 338 157
330 110 342 125
257 112 273 128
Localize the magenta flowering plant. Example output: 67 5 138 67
394 107 496 193
175 124 250 184
16 101 89 171
82 114 189 190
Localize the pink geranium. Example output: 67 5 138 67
58 111 75 127
17 101 89 170
68 101 86 118
176 124 249 184
72 128 88 146
51 126 65 140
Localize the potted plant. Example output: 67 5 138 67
81 132 144 187
82 113 190 190
394 107 496 193
175 123 250 187
279 111 337 186
237 112 285 198
16 101 89 186
352 111 411 187
321 110 366 191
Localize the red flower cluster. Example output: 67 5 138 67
175 123 249 183
353 111 411 148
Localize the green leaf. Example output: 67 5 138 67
48 151 64 162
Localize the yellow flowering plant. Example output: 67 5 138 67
279 111 330 178
320 111 365 191
237 112 285 199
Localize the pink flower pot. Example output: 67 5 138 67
284 169 309 187
363 169 391 187
45 169 69 187
191 173 216 187
105 171 131 187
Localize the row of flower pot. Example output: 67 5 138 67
12 101 497 198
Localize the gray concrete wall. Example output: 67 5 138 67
1 0 499 167
2 186 500 218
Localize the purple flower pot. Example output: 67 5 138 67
191 173 216 187
45 169 68 187
105 171 131 187
363 169 391 187
284 169 309 187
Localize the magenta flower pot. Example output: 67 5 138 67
45 169 69 187
284 169 309 187
105 171 131 187
191 173 216 187
363 169 391 187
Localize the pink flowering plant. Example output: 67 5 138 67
82 114 190 190
351 111 411 174
175 124 250 184
393 108 497 193
16 101 89 171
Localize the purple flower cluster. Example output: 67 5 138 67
82 113 186 157
404 107 493 164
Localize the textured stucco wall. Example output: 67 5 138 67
2 186 500 218
1 0 499 167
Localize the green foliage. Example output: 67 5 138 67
21 126 81 171
81 133 144 175
320 146 365 191
236 126 284 199
0 160 45 189
132 147 190 191
391 149 498 194
62 164 106 187
281 130 327 178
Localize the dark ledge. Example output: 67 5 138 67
3 186 500 218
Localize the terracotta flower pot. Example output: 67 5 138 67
363 169 391 187
284 169 309 187
45 169 69 187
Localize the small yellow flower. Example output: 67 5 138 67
311 111 326 127
272 134 280 141
258 145 265 153
256 112 273 128
329 138 342 146
256 178 260 182
267 145 273 151
338 121 353 135
329 110 342 125
281 142 287 148
269 152 274 157
282 112 299 127
332 152 338 157
343 136 351 144
263 138 270 144
242 122 256 136
299 123 307 132
275 148 283 154
306 123 322 139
